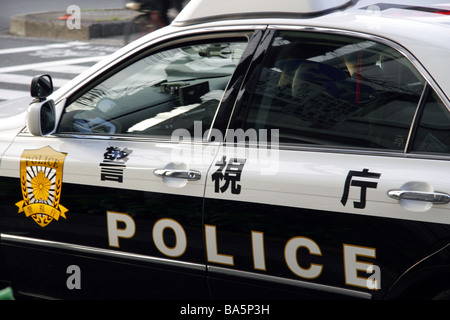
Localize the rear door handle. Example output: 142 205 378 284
387 190 450 204
153 169 201 181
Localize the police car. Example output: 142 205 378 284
1 0 450 300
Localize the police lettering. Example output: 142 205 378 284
106 211 380 290
212 156 246 194
153 218 187 257
341 169 381 209
25 155 60 169
107 211 135 247
100 146 132 183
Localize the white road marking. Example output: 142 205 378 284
0 42 89 55
31 64 91 74
0 73 70 88
0 88 30 100
0 56 104 101
0 42 115 101
0 56 104 74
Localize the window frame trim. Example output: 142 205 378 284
47 27 262 141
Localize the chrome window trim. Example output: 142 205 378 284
226 138 450 161
1 233 205 272
208 265 372 299
404 83 430 153
23 131 223 146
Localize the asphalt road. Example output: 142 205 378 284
0 1 127 102
0 36 122 102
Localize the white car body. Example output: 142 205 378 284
1 0 450 300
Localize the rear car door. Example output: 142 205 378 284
0 30 253 299
204 27 450 299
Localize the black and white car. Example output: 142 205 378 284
1 0 450 300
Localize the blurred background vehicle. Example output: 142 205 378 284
124 0 188 44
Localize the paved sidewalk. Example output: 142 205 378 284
10 9 141 41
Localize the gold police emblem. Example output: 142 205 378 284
15 146 68 227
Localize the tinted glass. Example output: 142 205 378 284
59 40 247 137
412 90 450 154
243 31 426 150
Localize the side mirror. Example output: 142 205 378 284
26 99 56 136
30 74 53 102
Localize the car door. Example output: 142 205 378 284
204 27 450 299
0 30 254 299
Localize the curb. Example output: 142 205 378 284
10 9 140 41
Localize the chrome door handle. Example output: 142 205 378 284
387 190 450 204
153 169 201 181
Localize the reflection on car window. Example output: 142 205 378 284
412 90 450 154
59 40 247 137
243 31 426 150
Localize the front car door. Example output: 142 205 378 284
205 27 450 299
0 29 254 299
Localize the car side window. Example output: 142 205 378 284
242 31 426 150
412 90 450 154
58 39 247 137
